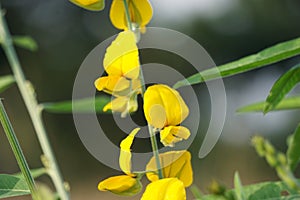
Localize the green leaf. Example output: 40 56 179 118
248 183 281 200
0 174 30 199
234 172 246 200
287 123 300 171
42 96 111 113
69 0 105 11
173 37 300 89
264 64 300 114
198 180 295 200
0 75 15 93
12 36 38 52
236 96 300 113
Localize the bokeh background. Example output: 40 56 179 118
0 0 300 199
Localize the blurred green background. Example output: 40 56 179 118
0 0 300 199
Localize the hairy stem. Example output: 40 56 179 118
0 7 69 200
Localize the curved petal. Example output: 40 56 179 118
103 96 128 113
110 0 127 30
110 0 153 30
141 178 186 200
94 75 130 94
144 84 189 129
119 128 140 174
98 175 141 196
160 126 191 147
103 31 140 79
73 0 99 6
146 151 193 187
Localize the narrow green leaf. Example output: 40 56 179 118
264 64 300 114
234 172 246 200
173 37 300 89
14 168 47 179
12 36 38 52
0 174 30 199
0 75 15 93
69 0 105 11
248 183 281 200
236 96 300 113
287 124 300 171
42 96 110 113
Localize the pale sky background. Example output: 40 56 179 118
151 0 238 21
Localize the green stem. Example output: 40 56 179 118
123 0 163 179
148 127 164 179
0 101 40 200
123 0 133 31
0 7 69 200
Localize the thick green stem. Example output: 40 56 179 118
0 7 69 200
0 101 40 200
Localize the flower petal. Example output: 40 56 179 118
160 126 191 147
94 75 130 94
103 31 140 79
141 178 186 200
146 151 193 187
73 0 99 6
120 128 140 174
98 175 141 196
144 84 189 129
110 0 153 30
103 96 128 113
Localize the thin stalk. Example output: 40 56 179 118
0 7 69 200
122 0 163 179
123 0 133 31
0 101 40 200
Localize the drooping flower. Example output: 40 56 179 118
146 151 193 187
98 128 142 196
144 84 189 129
143 84 190 146
119 128 140 175
141 178 186 200
94 31 142 116
98 175 141 196
110 0 153 31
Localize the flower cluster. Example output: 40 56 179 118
72 0 194 199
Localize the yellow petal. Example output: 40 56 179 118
141 178 186 200
98 175 141 196
120 128 140 174
94 75 130 94
103 31 140 79
110 0 153 30
74 0 99 6
146 151 193 187
160 126 191 147
103 96 128 113
144 84 189 129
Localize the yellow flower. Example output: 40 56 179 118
103 31 140 80
146 151 193 187
141 178 186 200
144 84 189 129
98 175 141 196
160 126 190 147
98 128 141 196
73 0 98 6
110 0 153 31
103 95 138 117
119 128 140 174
